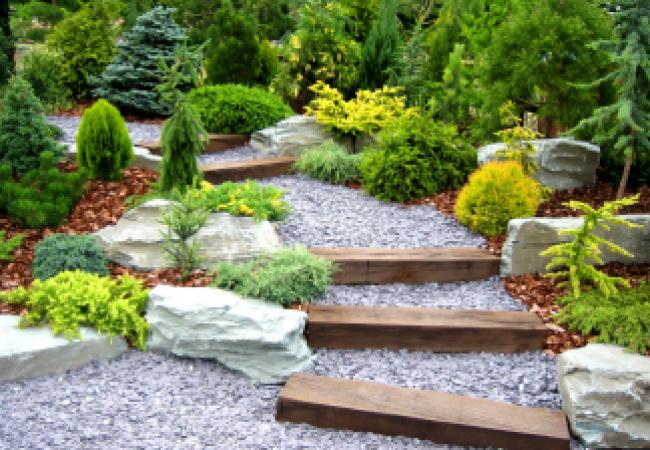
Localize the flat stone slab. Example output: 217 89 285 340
501 214 650 275
478 138 600 190
64 143 161 172
558 344 650 448
94 199 283 271
0 315 127 383
146 285 313 384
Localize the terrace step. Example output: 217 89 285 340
309 247 500 284
306 304 547 353
200 156 297 184
138 133 250 155
276 373 570 450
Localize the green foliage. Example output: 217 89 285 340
187 84 292 134
493 101 543 174
0 231 24 263
16 46 70 112
389 14 431 106
213 246 334 306
455 160 543 237
476 0 612 137
202 180 289 221
294 140 361 184
339 0 378 42
0 271 149 350
76 99 133 180
360 0 402 90
0 151 88 228
205 0 262 86
305 81 408 148
569 1 650 193
556 283 650 354
47 2 117 98
93 6 187 116
360 111 476 202
0 77 63 174
161 188 209 279
541 195 641 299
271 0 361 104
32 234 108 280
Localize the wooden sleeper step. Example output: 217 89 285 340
310 247 500 284
200 156 297 184
277 373 570 450
306 304 548 353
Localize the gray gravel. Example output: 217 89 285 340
48 116 162 144
317 277 525 311
0 349 562 450
199 146 267 165
262 174 486 248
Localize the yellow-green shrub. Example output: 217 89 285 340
455 161 543 237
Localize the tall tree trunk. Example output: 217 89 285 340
617 150 634 199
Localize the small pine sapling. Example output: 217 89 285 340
494 101 543 175
540 194 641 299
0 231 25 263
160 189 209 279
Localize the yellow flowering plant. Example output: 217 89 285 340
202 180 289 221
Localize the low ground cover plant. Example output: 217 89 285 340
203 180 289 221
32 234 108 280
294 140 361 185
361 111 476 202
455 160 543 237
0 270 150 350
0 151 88 228
0 231 24 264
187 84 292 134
213 246 334 306
76 99 133 180
556 283 650 354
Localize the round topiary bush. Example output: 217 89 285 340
76 99 133 180
187 84 292 134
32 234 109 280
455 160 543 237
360 112 476 202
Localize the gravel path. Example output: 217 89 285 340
48 116 162 144
199 146 267 165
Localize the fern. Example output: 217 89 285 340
540 194 641 298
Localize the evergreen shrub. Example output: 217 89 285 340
213 246 334 306
76 99 133 180
360 0 402 90
0 271 150 350
0 151 88 228
187 84 292 134
0 77 63 174
361 112 476 202
294 140 361 184
17 46 70 112
32 234 108 280
455 161 543 237
47 3 117 98
93 6 187 116
202 180 289 221
0 231 25 264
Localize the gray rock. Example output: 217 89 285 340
558 344 650 448
94 199 282 271
501 214 650 275
64 143 162 172
0 315 127 382
146 285 313 384
477 138 600 190
251 115 336 156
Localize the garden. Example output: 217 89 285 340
0 0 649 449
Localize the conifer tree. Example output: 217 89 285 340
0 1 12 85
360 0 403 90
571 0 650 198
93 6 187 116
0 77 62 174
205 0 261 85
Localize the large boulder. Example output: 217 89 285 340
250 115 336 156
64 143 162 172
501 214 650 276
0 315 127 382
477 138 600 190
558 344 650 448
94 199 282 271
146 285 313 384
